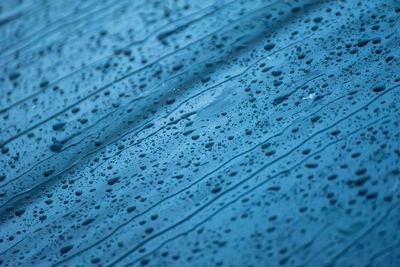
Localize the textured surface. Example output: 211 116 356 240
1 0 400 266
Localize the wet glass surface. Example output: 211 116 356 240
0 0 400 266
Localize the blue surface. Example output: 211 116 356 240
0 0 400 266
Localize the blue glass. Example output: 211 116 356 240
0 0 399 266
